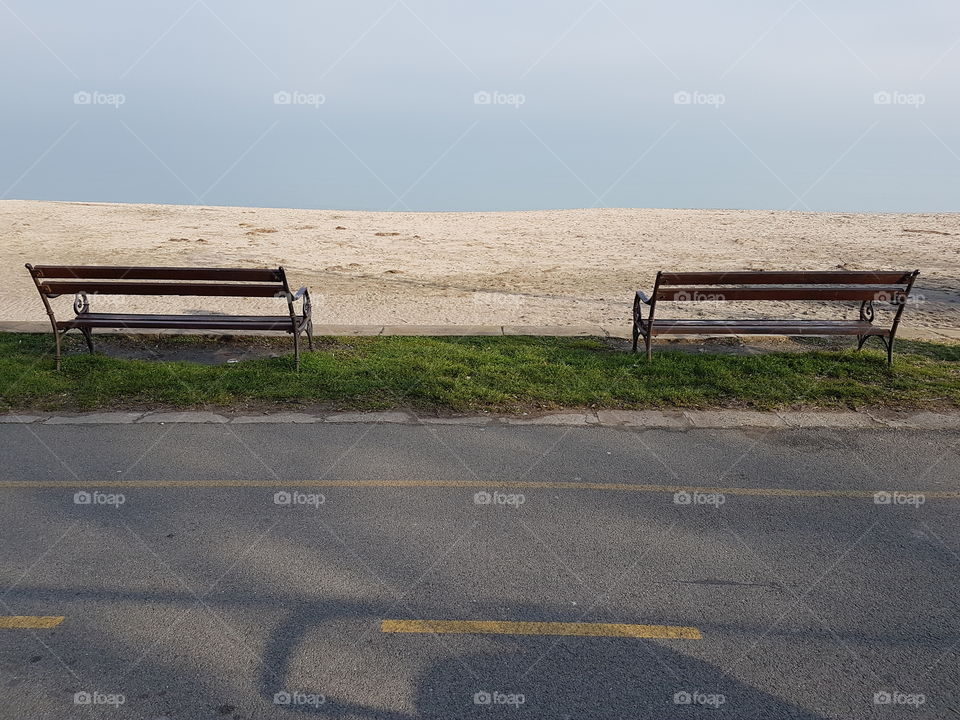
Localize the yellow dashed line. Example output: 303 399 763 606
381 619 702 639
0 616 64 629
0 478 956 499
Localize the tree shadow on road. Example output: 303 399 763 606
258 599 830 720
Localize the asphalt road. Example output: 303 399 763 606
0 422 957 719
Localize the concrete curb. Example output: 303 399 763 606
3 408 960 430
0 322 616 337
0 321 953 342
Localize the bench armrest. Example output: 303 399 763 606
287 287 312 321
635 290 653 304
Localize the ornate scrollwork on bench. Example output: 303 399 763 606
73 292 90 315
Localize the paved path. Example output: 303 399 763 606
0 423 957 718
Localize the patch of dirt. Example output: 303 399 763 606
70 334 297 365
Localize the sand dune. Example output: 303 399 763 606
2 200 958 331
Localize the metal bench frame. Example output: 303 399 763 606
632 270 920 365
25 264 313 370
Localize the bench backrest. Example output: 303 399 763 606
26 265 291 297
651 270 919 303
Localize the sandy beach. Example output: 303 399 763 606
2 200 959 332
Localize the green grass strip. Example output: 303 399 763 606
1 333 959 413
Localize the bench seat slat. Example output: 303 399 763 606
38 282 287 297
64 313 291 323
656 287 906 301
648 319 878 326
658 271 913 285
58 313 296 331
32 266 284 282
647 320 887 336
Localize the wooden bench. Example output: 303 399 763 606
632 270 920 364
25 264 313 370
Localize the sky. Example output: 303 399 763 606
1 0 958 212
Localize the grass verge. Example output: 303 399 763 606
1 333 959 413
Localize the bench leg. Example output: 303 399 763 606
80 328 95 355
292 329 300 371
631 323 639 353
306 319 314 351
54 329 63 371
645 334 652 361
856 334 894 365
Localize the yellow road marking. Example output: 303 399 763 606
0 616 64 629
0 478 956 499
381 619 701 639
